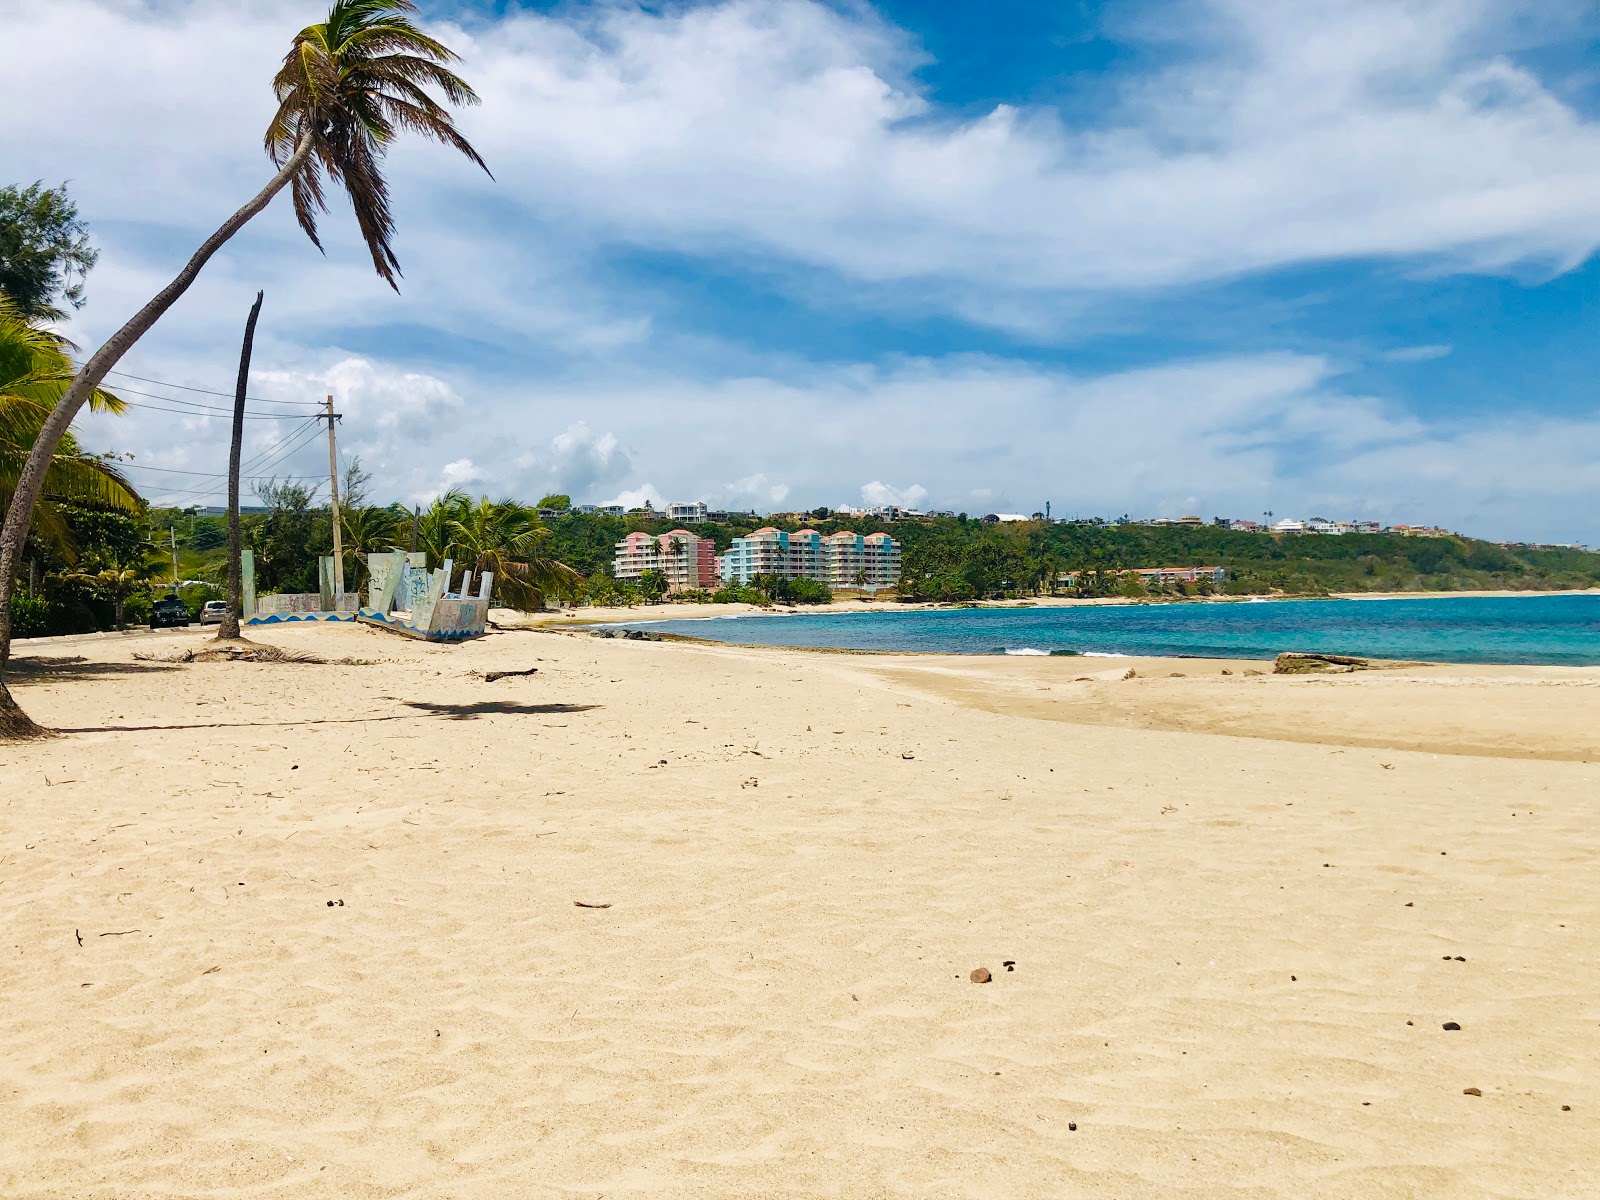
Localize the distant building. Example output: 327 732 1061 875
1271 519 1305 534
719 527 901 591
983 513 1032 524
718 527 793 582
823 530 901 590
666 501 708 523
613 529 718 592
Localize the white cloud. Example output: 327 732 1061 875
860 481 928 509
721 473 791 506
529 422 634 501
1383 343 1455 363
602 483 666 511
448 0 1600 313
9 0 1600 543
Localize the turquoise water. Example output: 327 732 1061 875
620 594 1600 665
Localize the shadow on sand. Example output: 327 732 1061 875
7 656 184 686
402 701 600 721
54 701 601 734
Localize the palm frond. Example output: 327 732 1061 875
261 0 489 289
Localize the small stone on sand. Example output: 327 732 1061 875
970 967 991 984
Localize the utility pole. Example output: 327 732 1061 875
322 395 344 597
169 528 179 590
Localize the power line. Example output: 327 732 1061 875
116 419 322 503
119 397 312 421
104 368 322 407
240 416 324 475
140 418 328 508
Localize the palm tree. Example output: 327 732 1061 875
401 489 468 570
340 503 401 596
446 498 582 612
0 0 488 736
63 538 161 632
1 300 140 558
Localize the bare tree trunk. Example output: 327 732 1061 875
0 677 42 740
221 291 265 641
0 134 312 735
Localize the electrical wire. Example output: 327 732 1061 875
147 421 328 506
105 368 324 407
119 397 312 421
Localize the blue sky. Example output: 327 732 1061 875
3 0 1600 541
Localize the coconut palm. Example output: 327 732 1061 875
0 0 489 736
62 539 161 632
339 502 402 596
401 489 468 570
1 300 139 557
447 498 583 612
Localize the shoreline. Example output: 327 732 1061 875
524 588 1600 669
528 585 1599 630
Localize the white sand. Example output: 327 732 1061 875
2 621 1596 1197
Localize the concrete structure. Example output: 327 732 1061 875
613 529 719 591
355 551 490 642
246 554 359 625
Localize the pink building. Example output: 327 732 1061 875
613 529 718 591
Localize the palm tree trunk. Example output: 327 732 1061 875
221 291 265 642
0 134 312 692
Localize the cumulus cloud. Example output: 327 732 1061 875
721 473 791 506
452 0 1600 309
602 483 667 511
525 422 634 501
860 481 928 509
10 0 1600 542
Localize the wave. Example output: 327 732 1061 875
1002 647 1049 656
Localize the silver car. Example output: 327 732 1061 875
198 600 229 625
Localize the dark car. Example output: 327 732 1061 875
150 596 191 629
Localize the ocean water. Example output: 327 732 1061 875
618 594 1600 666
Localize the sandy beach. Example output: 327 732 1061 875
3 621 1597 1198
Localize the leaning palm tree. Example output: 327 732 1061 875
0 0 488 736
447 498 583 612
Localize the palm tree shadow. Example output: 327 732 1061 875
8 656 184 686
403 700 600 721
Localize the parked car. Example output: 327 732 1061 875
198 600 229 626
149 596 191 629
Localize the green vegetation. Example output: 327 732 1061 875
0 183 98 321
536 510 1600 604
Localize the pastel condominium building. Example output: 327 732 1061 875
613 530 719 592
718 527 902 591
